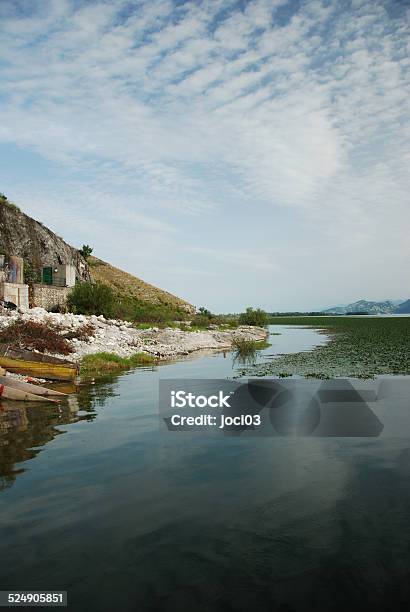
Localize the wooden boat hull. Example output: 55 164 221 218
0 384 59 403
0 346 78 381
0 376 68 397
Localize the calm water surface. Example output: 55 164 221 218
1 326 410 611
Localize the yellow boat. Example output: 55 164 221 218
0 345 79 381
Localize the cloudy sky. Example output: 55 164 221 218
0 0 409 311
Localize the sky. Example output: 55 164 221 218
0 0 409 312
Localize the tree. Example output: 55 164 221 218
80 244 93 260
238 307 268 326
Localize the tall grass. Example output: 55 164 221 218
232 337 270 355
80 351 155 375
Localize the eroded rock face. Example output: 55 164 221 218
0 203 90 281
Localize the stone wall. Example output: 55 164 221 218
32 284 71 311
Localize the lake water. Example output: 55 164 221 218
1 326 410 611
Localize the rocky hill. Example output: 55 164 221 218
0 195 90 281
0 194 195 312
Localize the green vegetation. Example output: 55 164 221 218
242 316 410 379
0 192 20 212
239 307 268 326
131 299 188 323
269 311 336 318
134 322 155 330
68 281 115 318
67 283 261 331
23 260 42 284
232 337 271 355
188 307 238 330
88 256 193 313
232 337 270 366
68 281 190 323
79 244 93 260
80 351 155 375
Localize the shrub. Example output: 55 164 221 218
79 244 93 260
190 313 213 328
111 298 138 321
189 307 226 329
68 282 115 318
68 283 189 324
0 193 20 212
239 307 268 326
0 320 73 355
131 300 188 324
23 261 42 284
232 337 270 355
63 323 95 342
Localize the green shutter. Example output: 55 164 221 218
42 267 53 285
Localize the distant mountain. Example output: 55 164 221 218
395 299 410 314
322 300 399 315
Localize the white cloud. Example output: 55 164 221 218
0 0 409 309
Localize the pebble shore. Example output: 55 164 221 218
0 307 267 362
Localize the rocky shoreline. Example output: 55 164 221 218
0 307 267 362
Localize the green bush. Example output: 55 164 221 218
190 313 214 328
189 306 232 329
0 193 20 212
232 337 270 355
68 282 115 317
23 261 41 284
68 282 189 324
79 244 93 260
132 300 187 323
239 307 268 326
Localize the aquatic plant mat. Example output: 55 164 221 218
241 316 410 379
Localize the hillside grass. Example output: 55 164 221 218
0 193 20 212
88 256 194 312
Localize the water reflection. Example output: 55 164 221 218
0 400 77 490
0 326 328 492
0 331 410 609
0 374 123 490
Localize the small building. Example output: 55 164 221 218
0 255 29 309
41 264 76 288
28 264 77 311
